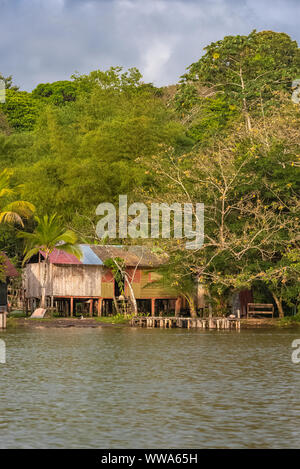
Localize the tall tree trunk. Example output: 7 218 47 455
125 275 138 315
187 295 197 318
239 66 252 133
40 259 49 309
272 292 284 318
112 294 120 314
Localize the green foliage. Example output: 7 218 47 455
185 94 238 143
95 313 134 324
104 257 125 295
0 168 35 226
18 214 82 263
1 33 299 316
71 66 143 92
32 80 78 105
278 312 300 326
176 30 300 134
1 89 42 132
16 72 187 228
0 110 11 135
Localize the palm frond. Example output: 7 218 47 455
3 201 35 218
56 243 82 260
0 211 24 226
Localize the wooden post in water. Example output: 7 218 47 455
0 311 7 329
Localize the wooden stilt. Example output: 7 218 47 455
97 298 102 317
151 298 156 317
70 297 74 317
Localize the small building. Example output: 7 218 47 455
0 253 19 312
24 245 181 316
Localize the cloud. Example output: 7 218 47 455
0 0 299 90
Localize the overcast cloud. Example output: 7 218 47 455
0 0 299 90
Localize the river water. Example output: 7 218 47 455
0 326 299 449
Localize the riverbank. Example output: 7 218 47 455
5 315 297 329
6 317 127 329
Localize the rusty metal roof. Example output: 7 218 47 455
90 245 167 267
40 249 82 265
38 245 166 267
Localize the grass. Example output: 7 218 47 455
278 312 300 326
94 314 133 325
8 310 27 318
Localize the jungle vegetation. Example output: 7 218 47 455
0 30 299 316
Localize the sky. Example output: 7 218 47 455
0 0 299 91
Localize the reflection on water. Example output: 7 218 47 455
0 327 300 448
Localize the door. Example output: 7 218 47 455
0 281 7 307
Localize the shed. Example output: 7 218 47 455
0 253 19 312
24 245 178 316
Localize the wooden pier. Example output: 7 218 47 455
130 316 240 330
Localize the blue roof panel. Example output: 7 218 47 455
79 245 103 265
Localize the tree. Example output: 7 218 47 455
0 169 34 226
0 73 19 91
0 110 11 135
103 255 138 315
17 68 188 231
18 214 82 308
32 81 78 105
178 30 300 132
152 251 198 317
1 89 42 132
141 94 299 316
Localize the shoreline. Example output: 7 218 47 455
5 316 298 330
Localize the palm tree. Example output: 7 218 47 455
0 169 34 226
18 214 82 309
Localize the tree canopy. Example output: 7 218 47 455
0 31 299 316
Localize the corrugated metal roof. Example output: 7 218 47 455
40 249 81 265
90 245 166 267
38 245 167 267
79 245 103 265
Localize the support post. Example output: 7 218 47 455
97 298 103 317
89 299 93 317
70 297 74 317
151 298 155 317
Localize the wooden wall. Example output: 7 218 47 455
25 264 176 300
126 269 174 299
25 264 102 298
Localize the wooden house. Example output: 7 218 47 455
24 245 182 316
0 253 19 312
